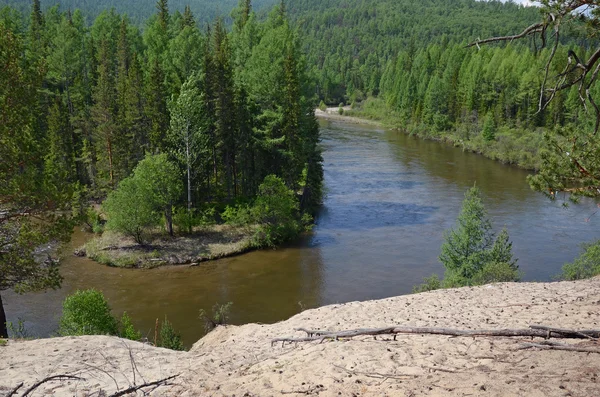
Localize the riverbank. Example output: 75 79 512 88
3 277 600 396
315 106 384 126
81 225 257 268
321 97 543 172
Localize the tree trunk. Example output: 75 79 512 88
0 292 8 338
165 205 174 236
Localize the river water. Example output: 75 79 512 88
5 119 600 346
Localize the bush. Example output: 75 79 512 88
119 312 142 341
103 154 182 244
471 261 521 285
103 177 159 245
560 240 600 280
59 289 118 336
158 317 184 351
199 302 233 333
318 100 327 111
413 274 442 293
222 175 304 247
251 175 302 247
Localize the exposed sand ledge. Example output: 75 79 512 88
2 278 600 396
315 107 383 126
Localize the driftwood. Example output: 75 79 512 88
20 375 85 397
271 325 600 347
108 374 180 397
520 340 600 355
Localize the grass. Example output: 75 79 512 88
84 225 257 268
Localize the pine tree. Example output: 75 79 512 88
440 186 517 285
145 57 169 153
212 20 236 198
91 39 117 189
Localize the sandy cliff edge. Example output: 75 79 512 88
2 278 600 396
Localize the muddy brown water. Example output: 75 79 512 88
5 119 600 346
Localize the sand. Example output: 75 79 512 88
2 278 600 396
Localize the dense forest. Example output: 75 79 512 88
0 0 277 24
287 0 543 104
0 0 322 207
0 0 325 335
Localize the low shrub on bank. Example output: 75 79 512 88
59 289 118 336
560 240 600 280
58 289 185 350
222 175 309 248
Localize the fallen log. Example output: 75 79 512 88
271 325 600 347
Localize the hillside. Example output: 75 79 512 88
2 278 600 396
0 0 277 24
287 0 541 103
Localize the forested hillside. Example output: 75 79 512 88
288 0 542 103
0 0 277 24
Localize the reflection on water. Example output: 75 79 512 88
5 119 600 346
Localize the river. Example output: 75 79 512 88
5 119 600 346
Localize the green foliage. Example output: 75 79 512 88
471 261 521 285
415 187 519 293
560 240 600 281
7 318 31 339
158 316 184 351
103 154 182 243
59 289 118 336
119 312 142 341
199 302 233 332
251 175 303 247
103 176 160 244
412 274 442 293
222 175 304 247
173 206 217 233
318 100 327 111
482 113 497 142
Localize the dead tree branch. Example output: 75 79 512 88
520 341 600 354
466 23 545 48
21 375 85 397
5 382 23 397
272 325 600 346
107 374 180 397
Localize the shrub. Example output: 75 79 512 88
471 261 521 285
59 289 118 336
103 154 182 244
158 317 184 351
119 312 142 341
560 240 600 280
318 100 327 111
199 302 233 333
250 175 302 247
413 274 442 293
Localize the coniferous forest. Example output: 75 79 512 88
1 0 323 223
2 0 600 341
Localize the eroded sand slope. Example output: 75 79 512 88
2 278 600 396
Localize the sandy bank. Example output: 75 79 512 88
2 278 600 396
315 107 383 126
82 225 256 268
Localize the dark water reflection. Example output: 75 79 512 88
5 119 600 346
